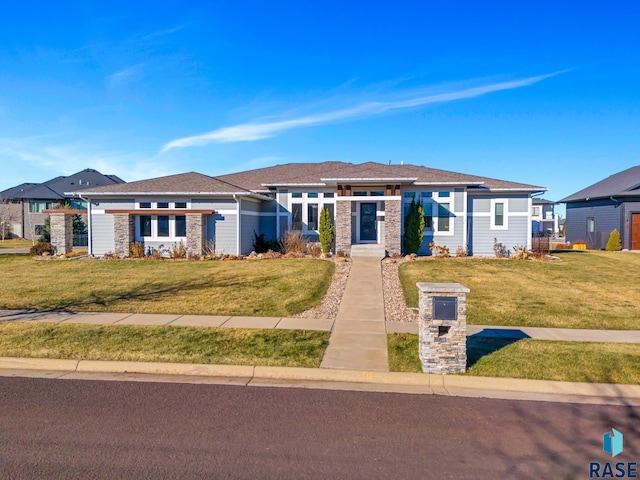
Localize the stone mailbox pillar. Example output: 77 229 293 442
49 212 74 255
417 282 469 374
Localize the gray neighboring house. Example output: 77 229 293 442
70 161 545 258
560 166 640 250
0 169 125 240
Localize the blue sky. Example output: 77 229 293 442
1 1 639 212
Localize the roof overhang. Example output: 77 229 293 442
320 177 418 186
104 209 215 215
67 191 273 201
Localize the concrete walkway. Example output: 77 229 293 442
320 245 389 372
0 248 30 254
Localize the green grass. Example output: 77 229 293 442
0 256 334 317
0 322 330 367
399 251 640 329
0 239 32 248
387 333 640 384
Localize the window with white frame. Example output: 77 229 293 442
288 191 334 232
491 199 508 230
136 200 190 209
532 206 540 216
137 215 187 239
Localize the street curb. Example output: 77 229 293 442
2 357 639 403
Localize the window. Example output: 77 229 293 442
325 204 335 222
494 203 505 227
29 201 53 213
421 192 433 199
532 206 540 216
308 204 319 230
157 202 169 209
438 203 450 232
353 191 367 196
423 204 433 230
175 216 186 237
371 191 385 196
587 218 595 234
139 202 152 209
292 192 303 199
175 201 187 209
438 191 450 198
308 192 318 199
403 192 416 199
34 225 45 236
292 204 303 230
140 216 152 237
323 192 334 198
158 216 170 237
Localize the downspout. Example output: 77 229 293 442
78 194 92 256
234 194 241 256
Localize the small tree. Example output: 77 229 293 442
403 198 425 254
319 207 335 254
605 228 622 251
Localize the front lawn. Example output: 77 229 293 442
0 256 334 317
0 322 329 367
0 239 32 249
387 333 640 384
399 251 640 329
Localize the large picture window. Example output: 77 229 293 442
175 216 186 237
137 215 186 239
292 204 303 230
140 215 152 237
308 204 318 230
437 203 450 232
158 216 170 237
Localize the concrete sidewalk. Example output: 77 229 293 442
0 248 30 254
386 321 640 343
320 245 389 372
2 310 640 343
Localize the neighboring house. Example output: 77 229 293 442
0 169 125 240
560 165 640 250
71 161 544 258
531 198 559 235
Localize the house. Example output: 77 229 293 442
560 166 640 250
531 198 559 235
0 169 125 240
67 161 545 257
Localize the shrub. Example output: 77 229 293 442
606 228 622 251
455 245 468 257
170 240 187 259
262 249 282 259
429 242 450 258
307 242 322 257
280 230 308 254
319 207 335 254
252 232 281 253
511 245 530 260
30 242 53 256
65 250 88 258
403 199 425 254
493 238 508 258
129 241 145 258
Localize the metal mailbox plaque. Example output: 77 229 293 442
433 296 457 320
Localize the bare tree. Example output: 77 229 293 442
0 197 18 242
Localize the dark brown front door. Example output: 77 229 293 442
632 213 640 250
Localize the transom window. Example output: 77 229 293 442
136 200 190 209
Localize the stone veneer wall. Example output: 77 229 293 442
335 200 352 255
49 213 73 255
384 199 401 256
417 282 469 374
113 214 135 257
186 214 205 257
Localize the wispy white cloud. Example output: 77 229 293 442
107 64 144 87
162 71 567 152
0 137 172 189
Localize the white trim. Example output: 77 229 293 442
490 199 509 230
462 190 468 249
134 214 188 241
527 197 533 250
92 209 106 214
336 195 401 201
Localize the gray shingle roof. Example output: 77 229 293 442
74 172 254 195
560 166 640 203
217 161 545 192
0 182 62 200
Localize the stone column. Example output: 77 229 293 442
384 199 401 256
186 214 205 257
335 200 352 256
49 212 73 255
113 214 135 257
417 282 469 374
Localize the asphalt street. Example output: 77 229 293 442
1 377 638 479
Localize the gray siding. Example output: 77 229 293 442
209 213 237 255
191 198 236 211
566 200 622 249
623 202 640 249
259 215 277 240
242 199 262 213
469 216 529 256
93 199 135 210
91 214 114 256
241 215 260 255
418 215 465 255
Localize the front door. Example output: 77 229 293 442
360 203 377 241
632 213 640 250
